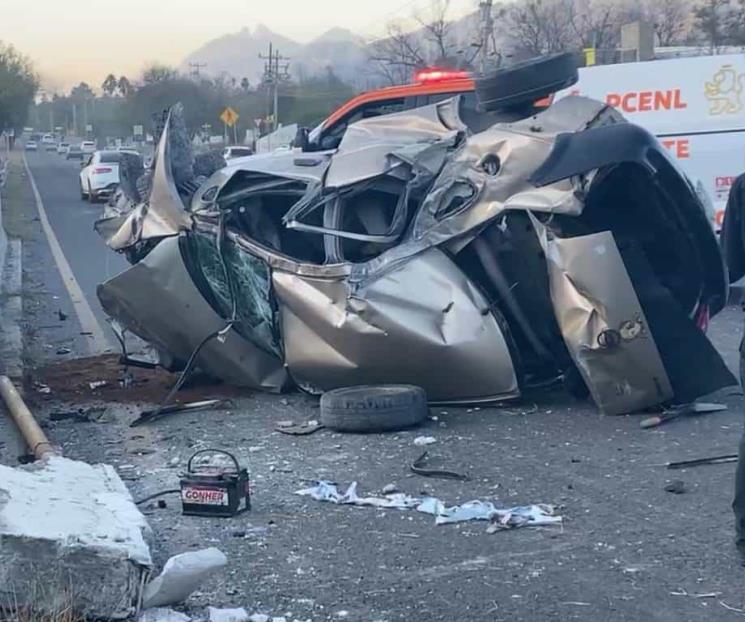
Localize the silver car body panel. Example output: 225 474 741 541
272 248 519 402
534 218 674 415
97 236 288 392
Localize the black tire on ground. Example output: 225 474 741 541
320 385 428 433
88 183 95 203
80 183 87 200
475 52 579 112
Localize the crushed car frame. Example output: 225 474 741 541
95 93 735 414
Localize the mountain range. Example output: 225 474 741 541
181 25 372 89
181 13 486 89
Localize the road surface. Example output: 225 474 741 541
24 149 129 348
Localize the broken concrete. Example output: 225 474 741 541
140 608 191 622
0 456 152 619
143 547 228 609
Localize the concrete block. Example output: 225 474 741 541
0 456 152 619
142 547 227 609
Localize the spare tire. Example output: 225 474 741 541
475 53 579 112
320 385 428 433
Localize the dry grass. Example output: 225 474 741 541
1 582 85 622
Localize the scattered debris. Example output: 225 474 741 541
295 481 561 528
720 601 745 614
131 398 233 427
664 480 686 494
248 615 270 622
56 347 72 355
667 454 738 470
49 407 106 423
35 383 51 394
139 608 191 622
89 380 108 390
641 402 728 429
57 309 68 321
411 451 469 481
208 607 249 622
142 547 228 609
413 436 437 447
382 483 399 494
180 449 251 517
276 421 324 436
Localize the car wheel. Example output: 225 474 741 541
320 384 428 433
88 183 95 203
475 52 579 112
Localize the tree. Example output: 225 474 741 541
240 77 250 91
118 76 133 97
694 0 727 51
0 41 38 130
102 73 118 96
142 64 178 84
70 81 95 100
640 0 693 46
500 0 578 56
368 0 481 85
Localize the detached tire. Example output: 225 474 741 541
475 52 579 111
320 385 428 433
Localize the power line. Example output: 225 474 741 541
258 43 291 131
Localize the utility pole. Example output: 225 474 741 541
478 0 496 73
189 62 207 79
259 43 290 133
72 103 77 136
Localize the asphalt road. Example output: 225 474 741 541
23 149 129 346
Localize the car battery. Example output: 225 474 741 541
180 449 250 517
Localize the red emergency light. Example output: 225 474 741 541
414 68 471 83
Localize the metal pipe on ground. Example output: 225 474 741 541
0 374 56 459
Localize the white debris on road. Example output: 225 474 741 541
208 607 249 622
143 547 228 609
295 481 561 528
413 436 437 446
140 608 191 622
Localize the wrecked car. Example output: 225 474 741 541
95 57 735 415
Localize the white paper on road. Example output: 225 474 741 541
295 481 562 528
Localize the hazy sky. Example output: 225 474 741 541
0 0 473 92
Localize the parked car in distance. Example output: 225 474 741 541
25 140 38 151
80 150 128 202
66 145 83 160
81 141 96 155
57 142 70 155
223 145 253 159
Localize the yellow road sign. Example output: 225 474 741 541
220 107 239 127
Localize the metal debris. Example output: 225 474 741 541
410 451 469 481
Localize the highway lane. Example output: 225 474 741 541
23 149 129 347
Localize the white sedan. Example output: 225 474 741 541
79 150 129 202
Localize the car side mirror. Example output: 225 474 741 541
294 127 309 151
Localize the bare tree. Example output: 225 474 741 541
499 0 577 56
694 0 732 51
640 0 694 46
368 0 481 85
569 0 629 51
414 0 456 62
